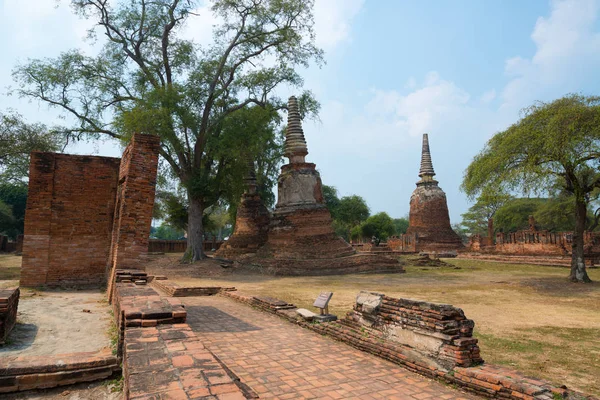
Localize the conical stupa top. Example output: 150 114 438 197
284 96 308 163
244 159 258 194
418 133 436 179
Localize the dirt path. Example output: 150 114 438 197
1 289 113 359
182 295 479 400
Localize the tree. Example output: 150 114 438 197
0 184 28 240
0 111 63 183
12 0 323 261
153 223 185 240
361 212 395 241
460 190 512 235
336 195 370 240
322 185 341 219
462 94 600 283
494 198 546 233
392 217 409 236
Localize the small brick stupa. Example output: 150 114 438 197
254 96 403 274
406 134 463 252
214 161 270 259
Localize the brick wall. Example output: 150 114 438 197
0 288 19 344
107 134 160 300
21 153 120 286
21 133 160 288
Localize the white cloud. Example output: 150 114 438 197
313 0 364 50
502 0 600 109
364 72 471 137
480 89 496 104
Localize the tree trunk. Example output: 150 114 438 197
184 195 205 262
570 197 592 283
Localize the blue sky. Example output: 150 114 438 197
1 0 600 223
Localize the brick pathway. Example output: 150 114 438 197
182 296 480 400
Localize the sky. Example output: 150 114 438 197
1 0 600 223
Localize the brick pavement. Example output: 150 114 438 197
182 296 480 400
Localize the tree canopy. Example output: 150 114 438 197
0 111 63 183
361 212 395 241
12 0 323 261
462 94 600 282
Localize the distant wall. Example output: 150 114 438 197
148 240 223 253
467 229 600 257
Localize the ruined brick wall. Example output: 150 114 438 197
350 291 482 369
467 230 600 257
106 134 160 300
0 288 19 344
21 153 121 286
387 234 418 253
21 133 160 288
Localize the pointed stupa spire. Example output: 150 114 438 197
284 96 308 163
244 159 258 195
418 133 437 183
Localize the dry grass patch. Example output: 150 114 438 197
147 254 600 396
0 254 20 288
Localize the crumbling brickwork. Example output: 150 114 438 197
21 153 120 286
0 288 19 345
21 133 160 288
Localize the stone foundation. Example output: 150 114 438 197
0 288 19 344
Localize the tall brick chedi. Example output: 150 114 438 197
214 161 270 259
406 134 462 251
255 97 402 274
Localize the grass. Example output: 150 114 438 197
0 254 20 288
146 254 600 396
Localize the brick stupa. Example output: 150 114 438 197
214 161 270 259
406 134 463 252
254 96 403 275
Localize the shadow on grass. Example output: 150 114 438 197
519 276 600 297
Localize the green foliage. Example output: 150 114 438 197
460 190 513 235
337 195 370 227
392 217 409 236
494 198 546 233
361 212 395 241
152 223 185 240
462 94 600 282
0 111 63 183
12 0 323 260
0 183 28 239
322 185 341 219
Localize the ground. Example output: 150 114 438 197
2 253 600 397
144 253 600 397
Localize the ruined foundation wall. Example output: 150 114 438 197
21 153 120 286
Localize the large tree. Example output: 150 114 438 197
462 94 600 283
0 111 63 183
460 190 512 235
12 0 323 261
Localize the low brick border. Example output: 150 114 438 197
220 290 598 400
151 279 236 297
0 350 120 393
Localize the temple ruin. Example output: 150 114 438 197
214 161 270 259
392 134 462 253
20 133 160 289
217 96 403 275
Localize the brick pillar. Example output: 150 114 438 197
107 134 160 301
21 153 55 287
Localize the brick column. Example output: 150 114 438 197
107 134 160 301
20 153 55 287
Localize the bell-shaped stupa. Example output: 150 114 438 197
406 134 463 251
214 160 270 259
255 96 403 274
